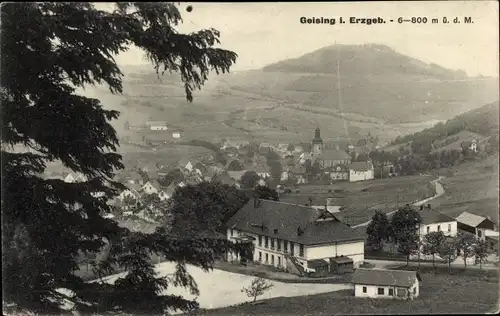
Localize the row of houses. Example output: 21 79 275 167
223 197 497 299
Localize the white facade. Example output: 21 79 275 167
157 190 170 201
419 221 458 238
142 181 159 195
349 169 374 182
151 125 168 131
226 228 364 271
354 281 419 299
172 132 181 139
118 189 140 201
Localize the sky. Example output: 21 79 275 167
111 1 499 77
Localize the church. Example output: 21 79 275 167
310 127 351 168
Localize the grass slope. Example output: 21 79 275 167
191 269 498 315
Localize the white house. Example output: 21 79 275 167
146 121 168 131
225 199 365 274
157 190 170 201
178 159 193 172
330 164 349 181
118 186 141 202
171 130 182 139
348 161 375 182
64 172 105 198
141 180 162 195
417 205 458 238
352 269 420 300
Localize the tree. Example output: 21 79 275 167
168 182 250 236
227 159 244 171
366 211 391 251
2 3 242 314
240 171 261 189
159 168 185 187
390 205 422 265
254 185 279 201
474 239 489 269
455 232 477 268
438 238 458 273
422 231 446 272
287 143 295 152
240 278 274 303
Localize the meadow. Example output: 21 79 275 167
190 268 499 316
279 175 436 226
432 154 499 222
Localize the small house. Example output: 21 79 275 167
456 212 497 241
146 121 168 131
352 269 421 300
417 204 458 238
348 161 375 182
329 256 354 274
142 180 162 195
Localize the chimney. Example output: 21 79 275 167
427 203 431 209
297 226 304 236
253 197 260 208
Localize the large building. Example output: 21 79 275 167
225 199 365 274
310 127 351 167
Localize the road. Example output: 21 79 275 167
366 258 498 270
352 176 445 228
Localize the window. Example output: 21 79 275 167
265 236 269 248
259 251 262 262
389 288 394 296
413 287 416 295
271 255 275 265
277 239 281 251
448 224 451 232
278 257 281 266
437 225 441 232
230 229 233 237
478 230 482 238
362 287 367 293
284 241 288 253
426 226 430 234
299 244 304 257
265 253 268 263
290 242 295 256
271 238 275 249
377 288 384 295
258 236 262 247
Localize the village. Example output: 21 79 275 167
55 120 498 309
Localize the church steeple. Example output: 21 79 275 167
312 127 323 155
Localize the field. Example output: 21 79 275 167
191 268 499 316
432 154 499 222
279 175 436 226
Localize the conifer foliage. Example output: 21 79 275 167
1 3 239 314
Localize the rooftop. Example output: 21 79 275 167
313 149 350 161
348 161 374 172
456 211 493 228
225 199 363 245
352 268 420 288
419 207 455 225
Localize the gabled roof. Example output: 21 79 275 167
225 199 364 245
456 212 492 228
313 149 350 161
348 161 374 172
419 208 456 225
352 269 419 287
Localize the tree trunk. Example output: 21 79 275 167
406 255 409 266
432 253 435 272
448 259 451 274
253 296 257 302
464 255 467 268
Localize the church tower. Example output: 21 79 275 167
312 127 323 155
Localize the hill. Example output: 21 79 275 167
85 44 498 149
387 101 499 153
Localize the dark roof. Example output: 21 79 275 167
307 259 329 268
225 199 364 245
419 208 455 225
314 149 350 161
348 161 374 172
330 256 353 264
354 146 371 154
352 269 419 287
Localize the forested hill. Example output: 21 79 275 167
389 101 499 148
